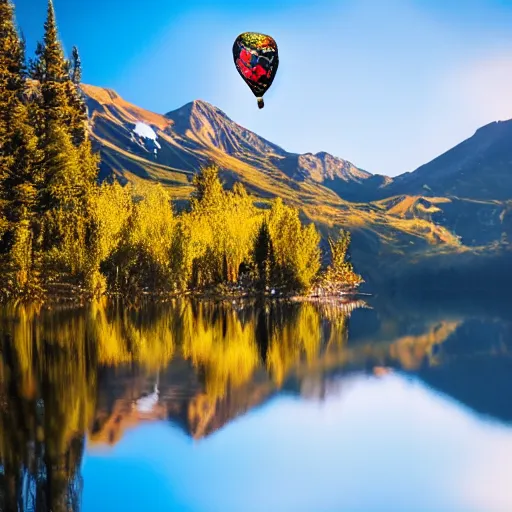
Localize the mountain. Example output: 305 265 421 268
81 84 512 287
379 119 512 201
366 120 512 250
84 85 374 199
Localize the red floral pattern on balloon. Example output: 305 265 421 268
240 48 252 64
236 57 268 83
251 64 267 81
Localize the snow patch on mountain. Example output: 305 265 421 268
132 121 162 157
134 122 158 141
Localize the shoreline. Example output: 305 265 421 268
0 287 368 307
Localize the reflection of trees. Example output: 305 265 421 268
90 299 176 370
0 295 467 508
0 304 95 512
178 300 361 396
176 300 358 438
0 300 232 509
180 302 259 399
0 298 368 446
265 303 322 386
0 297 367 506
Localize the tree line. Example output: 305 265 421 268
0 0 363 302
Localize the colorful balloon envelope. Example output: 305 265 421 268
232 32 279 109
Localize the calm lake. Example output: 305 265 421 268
0 295 511 512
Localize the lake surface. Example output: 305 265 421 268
0 295 512 512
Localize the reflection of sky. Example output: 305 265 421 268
82 374 512 512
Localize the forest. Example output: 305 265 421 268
0 0 362 302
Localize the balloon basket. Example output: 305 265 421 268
257 98 264 109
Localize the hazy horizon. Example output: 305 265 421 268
13 0 512 176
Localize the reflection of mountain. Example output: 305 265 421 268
415 318 512 424
1 297 512 509
418 357 512 425
85 301 463 444
88 363 280 445
88 301 359 443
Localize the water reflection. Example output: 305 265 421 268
0 296 511 511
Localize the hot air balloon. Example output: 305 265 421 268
233 32 279 109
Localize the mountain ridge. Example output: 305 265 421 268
163 97 373 190
83 83 512 193
374 117 512 201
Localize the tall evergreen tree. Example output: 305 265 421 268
71 45 81 84
0 0 22 245
26 0 101 294
30 10 88 145
0 6 41 227
0 0 25 174
31 1 93 167
0 0 43 295
28 0 71 218
2 113 41 296
39 0 69 119
28 41 45 81
65 46 88 146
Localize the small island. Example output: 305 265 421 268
0 1 363 305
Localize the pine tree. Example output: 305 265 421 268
31 1 96 191
28 1 68 168
27 0 102 294
1 8 41 226
70 45 81 84
30 10 87 145
65 46 87 145
38 0 69 122
28 41 45 81
0 0 43 295
0 0 25 177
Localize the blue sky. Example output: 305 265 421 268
12 0 512 176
